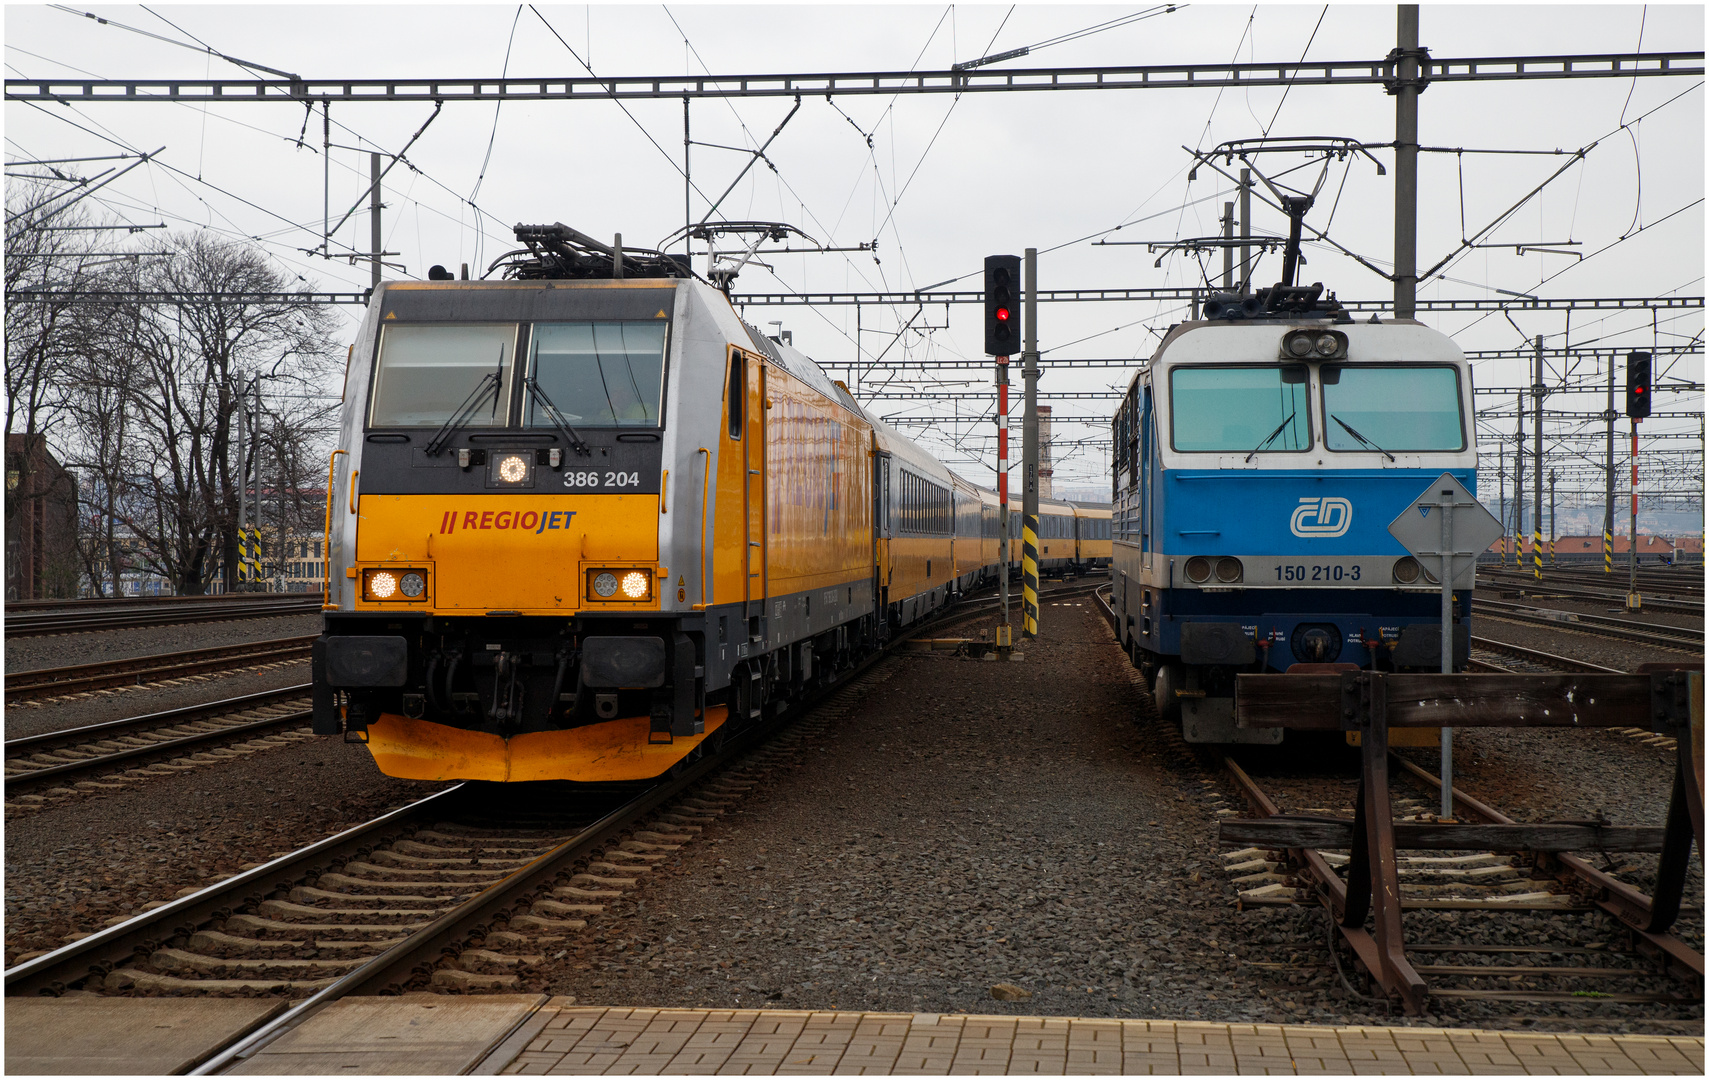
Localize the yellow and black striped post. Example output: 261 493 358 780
1022 514 1040 637
1531 525 1543 579
237 528 252 584
1604 527 1613 573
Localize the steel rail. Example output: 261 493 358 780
1479 570 1703 610
1387 754 1705 981
1476 601 1704 652
1468 636 1625 673
6 593 321 613
5 636 316 701
196 596 974 1072
5 685 312 754
5 708 311 791
5 596 322 637
7 50 1698 103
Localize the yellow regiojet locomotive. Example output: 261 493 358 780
315 223 1097 783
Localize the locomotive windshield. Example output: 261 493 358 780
1169 364 1310 452
369 323 517 427
1321 364 1465 451
527 322 667 428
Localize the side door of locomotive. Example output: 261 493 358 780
745 355 767 614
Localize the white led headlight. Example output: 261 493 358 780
498 454 529 483
368 571 398 599
621 570 650 599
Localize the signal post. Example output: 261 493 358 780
1626 351 1651 610
1020 248 1040 640
985 254 1022 656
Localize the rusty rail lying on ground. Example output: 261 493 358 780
1220 664 1704 1016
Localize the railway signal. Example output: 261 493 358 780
1625 350 1652 418
984 254 1021 357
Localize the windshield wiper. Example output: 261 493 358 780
1331 414 1396 462
1245 413 1298 463
524 377 592 456
425 353 505 457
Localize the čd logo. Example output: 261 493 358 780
1290 497 1352 538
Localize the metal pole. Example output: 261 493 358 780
1532 335 1544 579
1393 5 1421 320
1021 248 1040 640
1513 392 1524 570
1604 359 1616 573
252 381 264 593
1239 168 1252 293
1497 442 1506 559
676 96 683 256
1549 468 1557 565
1628 419 1641 609
996 356 1011 654
1221 202 1234 290
369 152 382 288
1438 488 1454 819
322 102 330 257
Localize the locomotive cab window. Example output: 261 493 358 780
527 322 667 429
369 323 517 428
1321 364 1465 452
1169 364 1310 453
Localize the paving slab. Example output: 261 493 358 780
230 993 545 1075
4 996 283 1075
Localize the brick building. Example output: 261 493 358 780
5 434 80 600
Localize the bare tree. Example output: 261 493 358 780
106 233 342 594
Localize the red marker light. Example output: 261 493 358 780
996 307 1011 321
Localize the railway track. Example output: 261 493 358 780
4 594 323 639
5 636 316 703
4 577 1037 1070
4 666 893 1075
1219 756 1702 1014
1477 570 1703 616
1475 600 1703 653
4 686 314 801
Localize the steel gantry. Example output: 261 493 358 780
6 51 1699 103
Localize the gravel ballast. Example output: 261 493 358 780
502 600 1700 1033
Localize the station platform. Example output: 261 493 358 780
5 995 1702 1075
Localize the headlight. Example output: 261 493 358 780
1286 334 1314 357
587 567 654 602
1393 556 1422 584
364 568 428 602
497 454 529 483
1184 556 1212 583
1215 557 1244 583
1314 333 1341 357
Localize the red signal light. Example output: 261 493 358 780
996 307 1011 321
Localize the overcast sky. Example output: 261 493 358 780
5 4 1703 500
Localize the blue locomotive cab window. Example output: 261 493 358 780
369 323 517 427
1169 365 1310 453
1322 364 1465 452
527 322 668 428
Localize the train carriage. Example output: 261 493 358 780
1109 290 1479 744
1071 502 1113 570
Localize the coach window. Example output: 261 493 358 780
1321 364 1465 452
369 323 517 427
1169 364 1310 453
727 352 745 438
527 322 667 429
